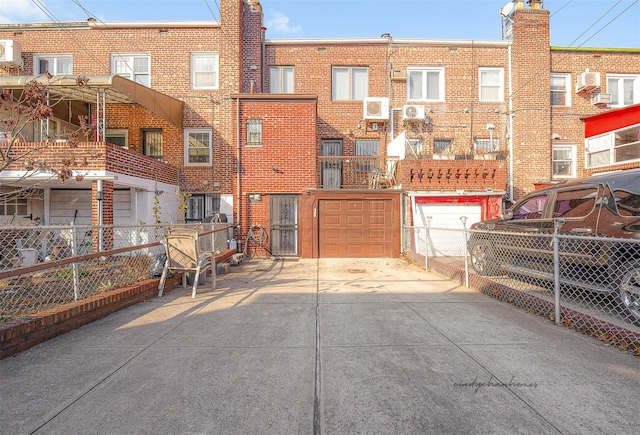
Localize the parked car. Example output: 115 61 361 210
468 168 640 324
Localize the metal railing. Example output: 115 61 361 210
0 223 233 320
403 223 640 351
318 156 399 189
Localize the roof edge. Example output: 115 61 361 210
0 21 219 31
266 38 509 48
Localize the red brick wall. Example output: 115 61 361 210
231 96 317 239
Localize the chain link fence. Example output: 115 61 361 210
0 223 233 320
403 223 640 353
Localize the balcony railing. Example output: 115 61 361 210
318 156 400 189
318 155 508 191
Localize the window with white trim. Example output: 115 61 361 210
105 129 128 148
111 53 151 86
191 53 219 90
269 66 294 93
34 55 72 75
407 67 444 101
551 73 571 106
184 128 212 165
552 144 576 178
586 123 640 168
607 74 639 107
332 67 368 101
474 138 499 153
479 67 504 102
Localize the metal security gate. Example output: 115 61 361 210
322 139 342 189
270 195 298 256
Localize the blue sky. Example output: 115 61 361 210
1 0 639 48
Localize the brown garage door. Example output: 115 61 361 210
319 199 393 257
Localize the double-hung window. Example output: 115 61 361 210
34 54 72 75
479 67 504 102
607 74 639 107
184 128 212 165
552 144 576 178
332 67 368 100
408 67 444 101
551 73 571 106
111 53 151 86
269 66 294 93
191 53 219 90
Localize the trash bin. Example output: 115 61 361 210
18 248 38 266
186 271 206 285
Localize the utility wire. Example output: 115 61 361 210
30 0 109 72
508 0 637 101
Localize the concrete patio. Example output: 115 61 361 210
1 258 638 434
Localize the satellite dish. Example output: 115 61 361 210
500 1 515 17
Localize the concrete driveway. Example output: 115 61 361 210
1 258 638 434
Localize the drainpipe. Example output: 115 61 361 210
236 97 241 239
261 27 267 92
96 179 104 251
508 43 515 203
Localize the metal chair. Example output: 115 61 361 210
158 226 215 298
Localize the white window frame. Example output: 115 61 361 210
479 67 504 102
585 123 640 169
191 52 219 90
551 73 571 107
552 144 576 178
332 66 369 101
111 53 151 87
269 66 294 93
105 129 129 148
407 66 445 102
184 128 213 166
606 74 640 107
34 54 72 75
474 138 500 155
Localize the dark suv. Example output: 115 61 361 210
468 168 640 324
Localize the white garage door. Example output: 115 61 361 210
413 203 481 257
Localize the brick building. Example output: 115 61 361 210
0 0 639 258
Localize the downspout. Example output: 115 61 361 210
261 27 267 92
236 97 241 237
508 43 515 203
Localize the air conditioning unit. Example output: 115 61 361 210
363 97 390 121
402 104 425 121
0 40 23 68
576 71 600 93
591 93 611 106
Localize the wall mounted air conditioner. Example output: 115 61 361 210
402 104 425 121
0 40 23 67
591 93 611 106
576 71 599 93
363 97 390 121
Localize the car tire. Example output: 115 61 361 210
470 238 501 276
618 260 640 326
